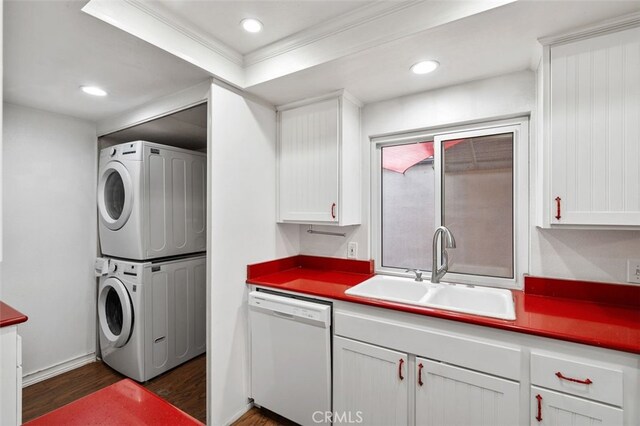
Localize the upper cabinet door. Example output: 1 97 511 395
548 26 640 226
277 92 361 226
279 98 340 223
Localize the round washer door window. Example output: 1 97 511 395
97 161 133 230
98 277 133 348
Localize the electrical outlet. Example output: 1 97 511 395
347 242 358 259
626 259 640 284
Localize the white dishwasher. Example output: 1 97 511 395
249 290 332 425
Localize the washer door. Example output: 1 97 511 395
98 161 133 230
98 277 134 348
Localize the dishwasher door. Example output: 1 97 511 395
249 291 332 425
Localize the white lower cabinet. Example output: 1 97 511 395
333 337 520 426
1 326 22 426
416 358 520 426
333 336 408 426
531 387 623 426
331 302 639 426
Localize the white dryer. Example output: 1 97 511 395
98 141 206 260
98 255 206 382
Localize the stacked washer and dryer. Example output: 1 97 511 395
96 141 207 382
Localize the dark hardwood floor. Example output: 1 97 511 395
22 354 206 423
233 407 298 426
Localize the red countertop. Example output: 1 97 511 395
247 256 640 354
25 379 203 426
0 301 28 328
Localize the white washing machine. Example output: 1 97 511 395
97 141 206 260
98 255 206 382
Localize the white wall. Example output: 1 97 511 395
1 103 98 378
207 84 299 425
299 69 640 284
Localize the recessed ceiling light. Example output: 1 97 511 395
241 18 263 33
410 60 440 75
80 85 107 96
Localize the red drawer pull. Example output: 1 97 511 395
555 371 593 385
418 363 424 386
555 196 561 220
535 394 543 422
398 358 404 381
331 203 336 219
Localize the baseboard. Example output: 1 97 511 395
224 402 253 426
22 353 97 387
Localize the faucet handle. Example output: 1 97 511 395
405 269 424 282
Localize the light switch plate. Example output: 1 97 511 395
347 242 358 259
626 259 640 284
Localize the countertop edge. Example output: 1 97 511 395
246 279 640 355
0 301 29 328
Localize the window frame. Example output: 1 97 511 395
371 117 529 290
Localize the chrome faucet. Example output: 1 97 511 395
406 269 424 282
431 226 456 283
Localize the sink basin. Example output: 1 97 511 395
346 276 515 320
345 275 429 305
424 283 516 320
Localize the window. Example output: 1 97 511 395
374 119 528 288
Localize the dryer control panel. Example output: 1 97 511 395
99 141 143 161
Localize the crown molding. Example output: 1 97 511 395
125 0 243 66
538 10 640 46
244 1 423 66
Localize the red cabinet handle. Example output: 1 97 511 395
555 371 593 385
418 363 424 386
398 358 404 380
331 203 336 219
555 197 561 220
535 394 543 422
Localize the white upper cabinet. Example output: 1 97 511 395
539 21 640 228
277 91 361 225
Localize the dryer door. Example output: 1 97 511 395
98 277 134 348
98 161 133 230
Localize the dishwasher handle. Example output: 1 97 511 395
249 291 331 327
273 311 295 320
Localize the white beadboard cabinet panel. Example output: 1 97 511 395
277 92 361 225
547 25 640 227
531 387 623 426
416 358 520 426
333 336 408 426
279 98 339 223
0 327 21 426
530 352 623 407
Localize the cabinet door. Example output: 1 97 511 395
333 336 408 426
549 26 640 226
415 358 519 426
531 387 622 426
279 98 339 223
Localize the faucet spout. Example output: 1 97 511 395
431 226 456 283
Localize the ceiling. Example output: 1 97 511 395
245 0 640 105
3 0 211 122
4 0 640 126
147 0 371 55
